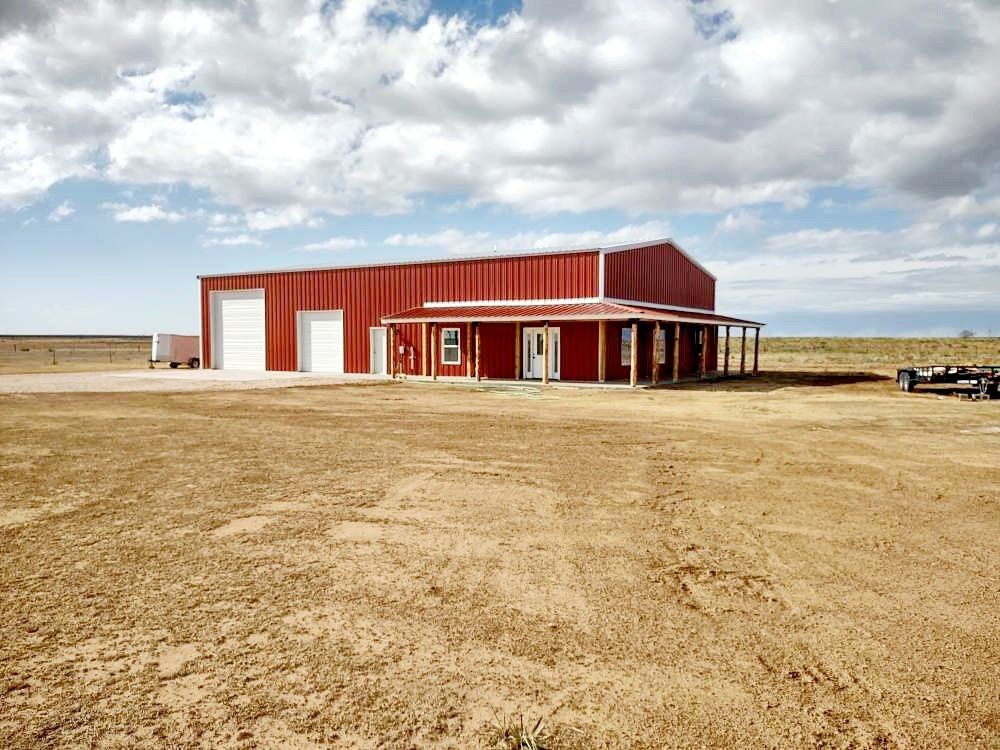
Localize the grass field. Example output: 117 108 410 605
1 342 998 748
2 335 997 378
721 336 1000 376
0 337 150 374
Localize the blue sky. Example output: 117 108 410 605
2 0 999 336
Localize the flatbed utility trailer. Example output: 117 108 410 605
897 365 1000 398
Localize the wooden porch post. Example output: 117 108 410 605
672 322 680 383
651 321 660 386
387 325 395 378
474 323 481 381
739 326 747 376
542 322 550 385
698 325 708 379
514 322 522 380
597 320 606 383
421 322 428 376
753 328 760 376
465 322 472 377
430 323 438 380
629 321 638 387
723 326 730 377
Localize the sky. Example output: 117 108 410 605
1 0 999 337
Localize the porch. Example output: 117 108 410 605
380 301 763 387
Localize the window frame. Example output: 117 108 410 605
441 327 461 365
620 327 632 367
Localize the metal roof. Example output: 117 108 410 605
195 237 714 280
381 301 763 327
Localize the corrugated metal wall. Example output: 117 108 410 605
604 242 716 310
200 252 599 372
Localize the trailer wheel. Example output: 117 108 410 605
169 361 179 369
189 358 200 369
898 371 914 392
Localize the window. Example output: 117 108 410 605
655 328 666 364
441 327 461 365
621 327 632 367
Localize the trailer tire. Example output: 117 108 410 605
169 361 179 369
898 371 914 392
189 358 200 369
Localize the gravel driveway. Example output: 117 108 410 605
0 369 385 394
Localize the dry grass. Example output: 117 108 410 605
0 337 150 374
0 346 998 748
720 335 1000 375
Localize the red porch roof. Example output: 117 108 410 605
381 302 763 328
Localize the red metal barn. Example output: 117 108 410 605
198 239 763 386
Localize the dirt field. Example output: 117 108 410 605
1 368 998 747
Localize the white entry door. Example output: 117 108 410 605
299 310 344 373
370 327 387 375
522 327 560 380
212 290 265 370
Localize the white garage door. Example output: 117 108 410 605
299 310 344 373
212 290 265 370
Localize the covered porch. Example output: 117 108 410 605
381 301 763 387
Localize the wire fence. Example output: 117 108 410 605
0 340 151 372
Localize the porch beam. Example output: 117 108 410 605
421 323 428 376
753 327 760 377
431 323 438 380
672 322 680 384
629 321 638 387
598 320 606 383
542 322 550 385
388 325 395 377
739 326 747 376
651 321 660 386
514 322 522 379
698 325 708 379
466 322 473 377
723 325 730 377
474 323 481 381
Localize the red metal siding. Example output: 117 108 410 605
559 322 599 381
478 323 517 379
200 252 598 372
604 242 716 310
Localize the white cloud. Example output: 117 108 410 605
711 221 1000 315
47 201 75 222
0 0 996 220
716 209 764 234
201 233 263 247
101 203 186 223
302 236 368 251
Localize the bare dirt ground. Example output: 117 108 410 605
0 369 369 394
1 369 998 747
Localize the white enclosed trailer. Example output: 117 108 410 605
150 334 200 368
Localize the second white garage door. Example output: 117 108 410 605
299 310 344 373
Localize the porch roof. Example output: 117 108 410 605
381 301 764 328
